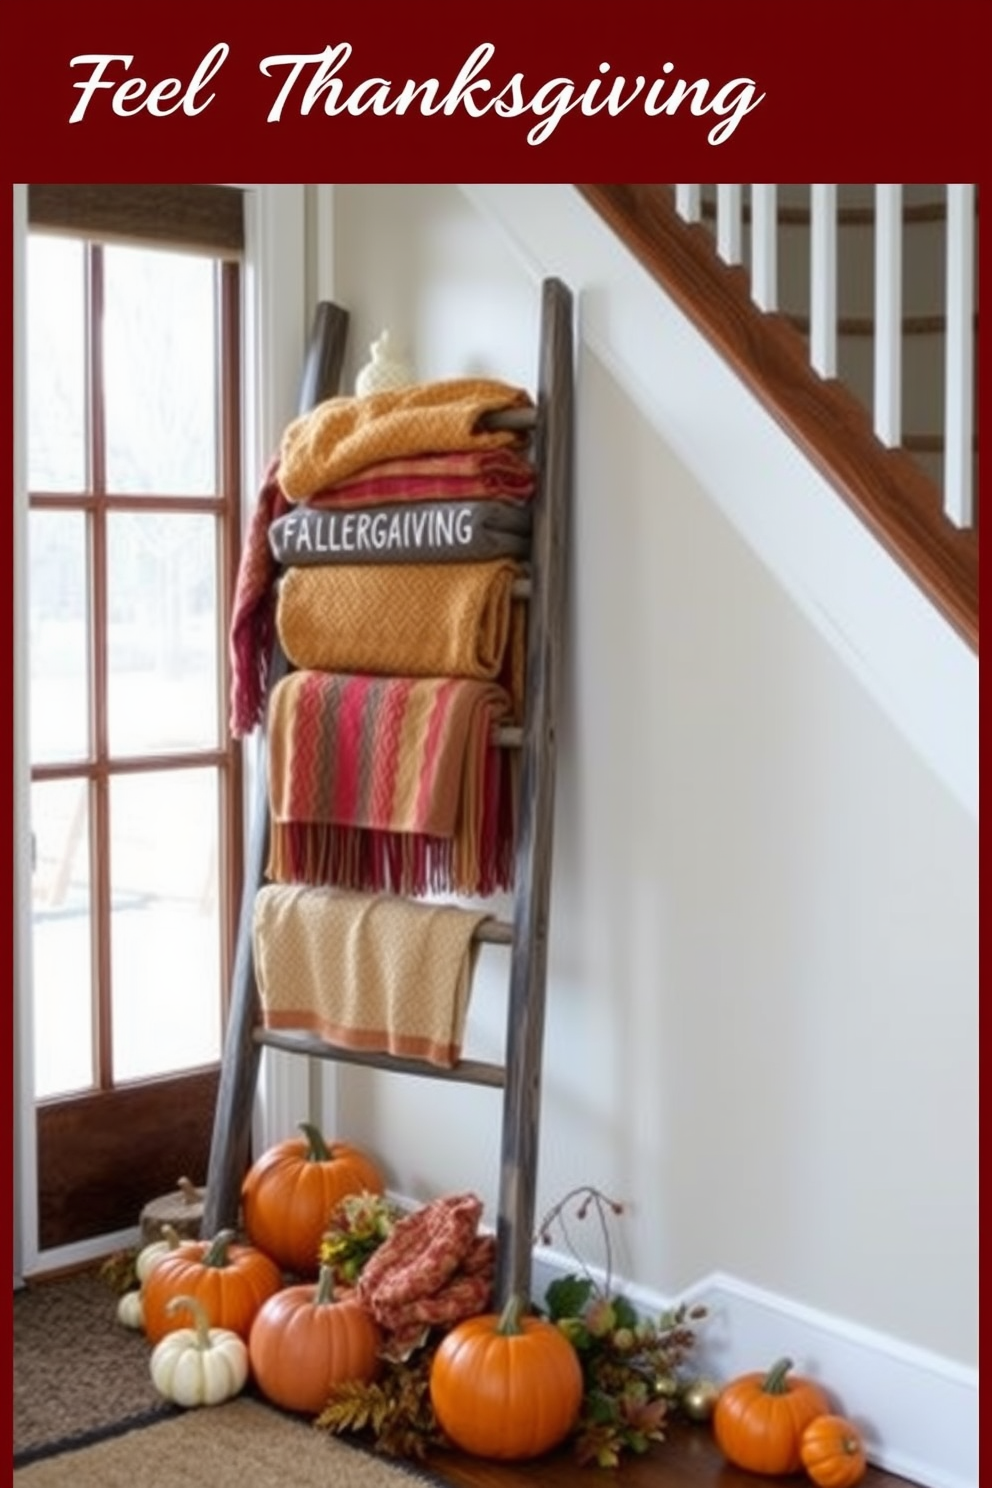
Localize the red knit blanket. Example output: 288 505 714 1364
356 1193 495 1360
266 671 517 896
230 457 284 738
309 447 536 507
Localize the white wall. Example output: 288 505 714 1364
321 185 977 1376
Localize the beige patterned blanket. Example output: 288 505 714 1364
253 885 492 1067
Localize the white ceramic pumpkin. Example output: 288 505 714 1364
135 1223 181 1283
116 1289 144 1329
149 1295 249 1407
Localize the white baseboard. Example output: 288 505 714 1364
530 1245 977 1488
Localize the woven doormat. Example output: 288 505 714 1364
14 1398 445 1487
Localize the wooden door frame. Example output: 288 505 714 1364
13 182 314 1277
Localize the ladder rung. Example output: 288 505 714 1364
479 406 538 433
475 917 513 945
253 1028 506 1088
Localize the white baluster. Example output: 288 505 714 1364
810 185 838 379
675 185 702 223
716 184 743 265
874 185 902 447
750 184 777 311
944 184 975 527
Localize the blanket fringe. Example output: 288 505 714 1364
267 823 514 898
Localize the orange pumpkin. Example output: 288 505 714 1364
141 1228 283 1345
801 1414 868 1487
241 1122 384 1278
713 1357 831 1475
248 1263 381 1414
429 1293 584 1460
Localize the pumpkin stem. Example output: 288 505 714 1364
297 1120 332 1163
202 1228 237 1268
177 1177 200 1205
315 1263 336 1307
762 1357 795 1394
160 1222 180 1249
496 1293 527 1336
166 1294 212 1349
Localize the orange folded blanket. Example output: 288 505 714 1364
278 378 534 501
253 885 492 1068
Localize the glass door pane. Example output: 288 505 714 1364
26 235 87 493
31 779 94 1098
107 511 220 756
28 509 90 765
103 244 218 496
109 768 223 1081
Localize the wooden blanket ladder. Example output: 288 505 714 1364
202 276 574 1309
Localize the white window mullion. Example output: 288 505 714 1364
240 183 314 1155
810 185 838 378
944 184 975 527
874 185 902 446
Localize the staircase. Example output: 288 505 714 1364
576 184 978 655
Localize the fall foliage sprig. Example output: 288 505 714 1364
318 1190 404 1286
536 1186 708 1468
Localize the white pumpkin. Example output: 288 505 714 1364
149 1295 249 1408
116 1289 144 1329
135 1222 181 1283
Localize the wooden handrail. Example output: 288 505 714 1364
576 184 978 653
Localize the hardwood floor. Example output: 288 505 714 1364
24 1261 919 1487
426 1419 917 1487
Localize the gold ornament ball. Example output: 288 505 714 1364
653 1372 681 1399
680 1376 721 1422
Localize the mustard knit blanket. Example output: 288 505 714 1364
253 885 492 1067
275 559 525 690
278 379 534 501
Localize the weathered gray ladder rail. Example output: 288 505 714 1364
202 277 574 1309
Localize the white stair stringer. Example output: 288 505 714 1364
458 184 977 823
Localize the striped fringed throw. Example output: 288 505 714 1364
278 378 534 501
275 559 527 713
253 885 493 1067
266 671 518 896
